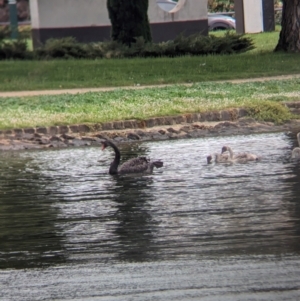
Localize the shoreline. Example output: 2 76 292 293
1 104 300 151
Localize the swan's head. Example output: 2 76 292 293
292 148 300 159
221 146 229 154
101 140 111 150
207 155 213 164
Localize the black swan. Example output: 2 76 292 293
292 132 300 159
221 145 260 163
101 140 163 175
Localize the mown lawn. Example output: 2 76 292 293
1 28 300 92
0 78 299 129
1 27 299 130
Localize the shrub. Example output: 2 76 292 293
208 0 234 12
246 100 292 124
34 37 89 59
0 27 30 59
0 32 254 60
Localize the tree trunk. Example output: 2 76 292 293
275 0 300 52
107 0 152 46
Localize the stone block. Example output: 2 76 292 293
36 127 48 134
185 114 193 123
101 122 113 130
60 133 75 140
154 117 165 126
48 126 58 135
24 128 35 134
127 133 140 140
238 108 249 118
113 121 124 129
174 115 186 124
199 113 207 122
137 120 146 128
124 120 136 129
69 125 79 133
49 135 62 141
145 118 156 128
58 125 69 134
192 113 201 122
220 110 231 121
13 128 23 135
78 124 90 133
158 129 166 135
167 127 180 134
164 116 176 125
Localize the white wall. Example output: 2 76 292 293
30 0 207 29
243 0 263 33
30 0 110 28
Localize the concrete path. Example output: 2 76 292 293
1 74 300 98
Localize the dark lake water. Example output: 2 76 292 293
1 132 300 300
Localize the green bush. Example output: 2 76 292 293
208 0 234 12
34 37 89 59
0 27 30 59
0 31 254 60
246 100 291 124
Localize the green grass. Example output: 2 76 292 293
0 28 299 130
0 78 299 129
0 28 300 92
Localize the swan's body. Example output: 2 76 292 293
221 145 260 163
101 140 163 175
207 153 232 164
291 133 300 159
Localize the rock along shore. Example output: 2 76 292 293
1 103 300 151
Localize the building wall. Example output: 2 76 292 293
234 0 274 34
30 0 208 48
243 0 263 33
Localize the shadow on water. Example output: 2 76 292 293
98 142 159 262
111 175 158 262
283 132 300 253
0 152 66 269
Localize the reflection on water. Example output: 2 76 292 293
1 132 300 270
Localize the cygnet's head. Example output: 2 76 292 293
221 146 229 154
207 155 213 164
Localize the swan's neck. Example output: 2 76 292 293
297 133 300 147
108 142 120 175
227 147 234 159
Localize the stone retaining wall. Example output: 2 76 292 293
1 103 300 151
0 108 247 139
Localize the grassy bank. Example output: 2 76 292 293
0 78 299 130
1 29 300 92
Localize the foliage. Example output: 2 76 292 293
0 26 30 59
246 100 292 124
207 0 234 12
0 28 254 60
33 33 254 59
34 37 90 59
107 0 152 46
274 9 282 25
